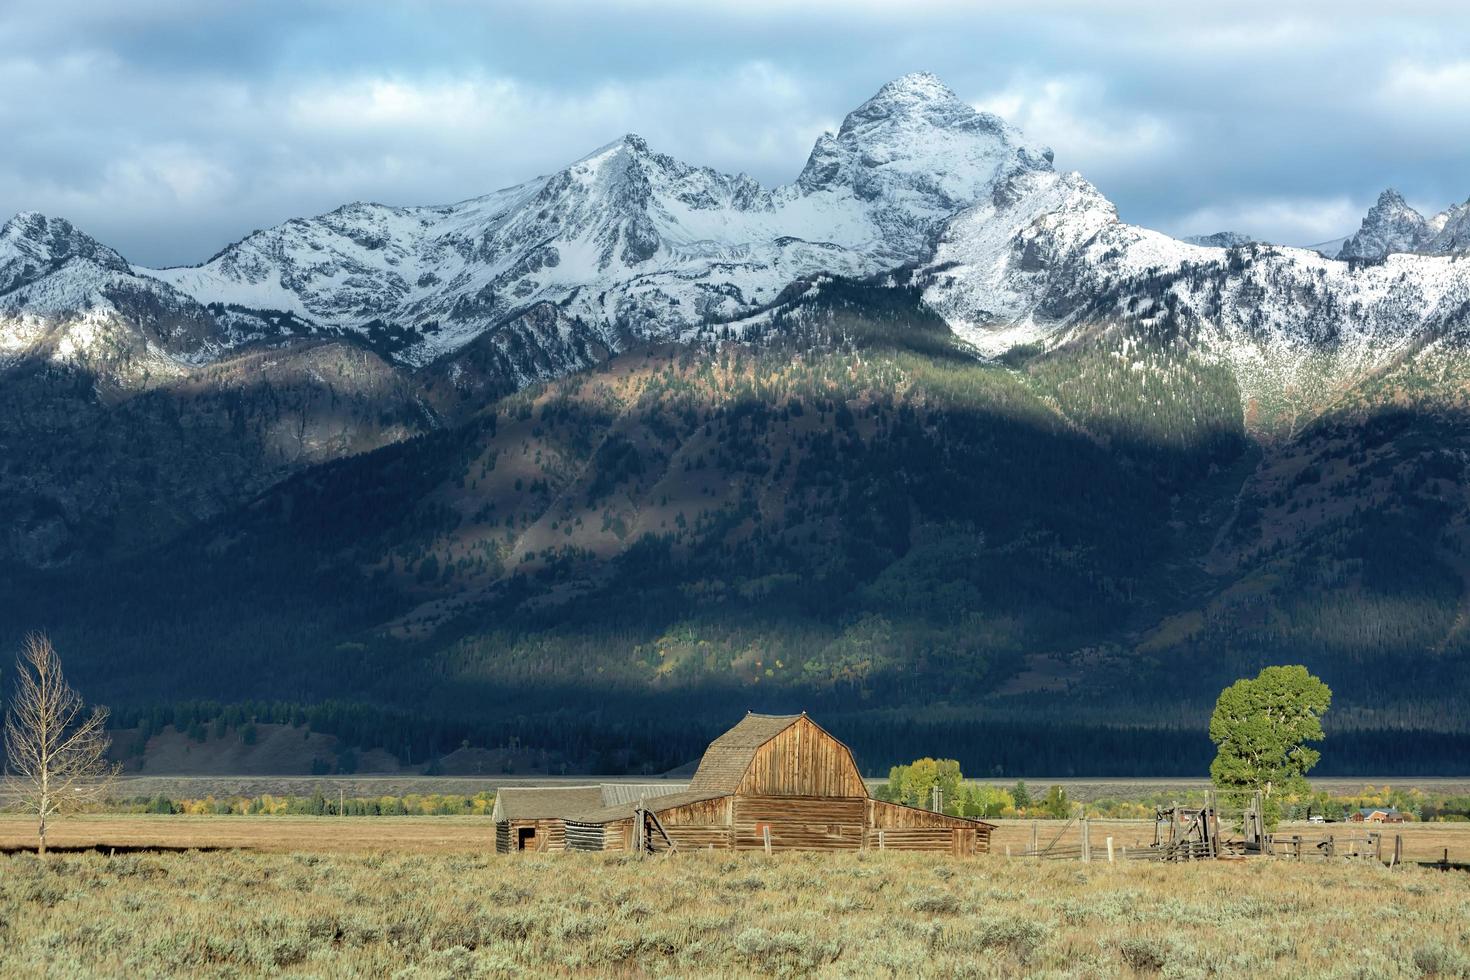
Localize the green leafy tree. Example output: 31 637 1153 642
961 784 1015 819
881 758 964 810
1209 665 1331 829
1011 780 1031 811
1039 785 1072 819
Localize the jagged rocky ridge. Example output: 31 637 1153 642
4 71 1469 404
6 71 1470 565
139 72 1053 370
1338 188 1470 260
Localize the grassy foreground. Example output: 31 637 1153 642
2 850 1468 978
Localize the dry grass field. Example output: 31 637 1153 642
1 844 1468 977
988 819 1470 864
3 814 1468 864
0 815 1467 976
0 814 494 854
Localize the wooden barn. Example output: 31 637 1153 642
492 783 693 852
560 712 993 855
493 785 604 853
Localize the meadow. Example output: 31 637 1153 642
1 818 1469 977
4 814 1469 864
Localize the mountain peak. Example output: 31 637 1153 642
795 73 1054 260
871 71 958 105
1 210 131 286
836 72 976 138
1339 188 1430 260
1376 187 1409 208
3 210 64 242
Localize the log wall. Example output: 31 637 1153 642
864 828 979 855
655 826 732 851
565 822 604 852
731 795 866 851
496 819 568 853
865 799 992 854
659 796 732 827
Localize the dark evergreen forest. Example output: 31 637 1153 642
5 278 1469 775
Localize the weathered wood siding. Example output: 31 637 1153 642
864 828 978 855
603 818 632 852
659 796 731 827
731 795 866 851
565 822 605 852
499 819 568 853
655 826 732 851
865 800 991 854
733 716 866 798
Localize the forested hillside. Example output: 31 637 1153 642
6 276 1468 775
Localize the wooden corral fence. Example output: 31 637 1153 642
1270 832 1381 861
1012 801 1222 863
1012 817 1109 862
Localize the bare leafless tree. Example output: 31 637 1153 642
3 632 118 854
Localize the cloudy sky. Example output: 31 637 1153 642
4 1 1469 266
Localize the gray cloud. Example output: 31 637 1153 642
4 2 1469 265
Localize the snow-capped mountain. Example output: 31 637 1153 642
1338 189 1470 260
0 211 220 378
5 70 1470 421
142 72 1051 366
921 166 1470 420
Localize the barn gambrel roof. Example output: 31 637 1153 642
687 712 804 795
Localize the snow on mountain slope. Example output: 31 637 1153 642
922 168 1470 421
7 70 1470 422
1429 200 1470 254
1338 189 1438 260
0 212 221 377
1180 231 1254 248
1338 189 1470 260
143 73 1053 365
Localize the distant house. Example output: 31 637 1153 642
492 783 687 852
557 712 993 855
1350 807 1406 823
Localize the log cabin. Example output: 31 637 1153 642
492 783 689 852
558 712 993 855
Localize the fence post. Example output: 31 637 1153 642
878 830 885 852
1031 821 1038 857
1392 835 1402 869
1081 818 1091 862
1106 837 1115 863
763 825 772 856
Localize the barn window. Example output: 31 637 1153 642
517 826 537 850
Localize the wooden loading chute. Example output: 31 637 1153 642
1142 795 1221 861
632 798 678 855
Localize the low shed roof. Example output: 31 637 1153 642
492 782 693 822
688 713 803 795
491 786 604 822
565 790 729 826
